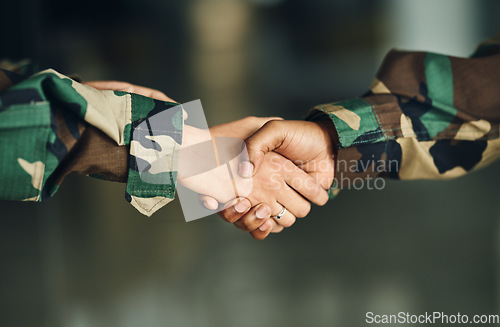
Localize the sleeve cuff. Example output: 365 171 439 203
306 97 399 193
125 94 184 217
310 98 386 148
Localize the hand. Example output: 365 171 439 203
177 124 255 205
217 119 336 239
196 116 283 209
85 80 241 203
240 119 336 191
82 83 298 236
203 118 332 240
209 116 282 140
177 116 300 229
198 117 326 238
232 150 327 239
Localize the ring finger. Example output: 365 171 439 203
268 200 296 229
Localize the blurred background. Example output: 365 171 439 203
1 0 500 326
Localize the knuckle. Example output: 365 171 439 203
280 219 293 228
217 211 227 220
244 138 257 150
218 210 238 223
300 179 321 199
309 184 322 198
251 232 267 240
263 119 280 129
318 194 329 206
271 225 285 233
241 218 254 230
234 221 249 232
226 215 240 223
295 202 311 218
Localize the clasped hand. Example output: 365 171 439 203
85 81 336 239
200 117 336 240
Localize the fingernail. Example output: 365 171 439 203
239 161 254 178
203 198 218 210
256 205 271 219
259 221 270 231
234 199 250 213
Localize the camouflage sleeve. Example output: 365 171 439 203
307 36 500 194
0 64 183 216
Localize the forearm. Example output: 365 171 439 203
0 66 183 216
307 37 500 191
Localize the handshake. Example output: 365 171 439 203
85 81 338 240
179 116 338 240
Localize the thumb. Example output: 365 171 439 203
198 195 219 210
239 120 286 178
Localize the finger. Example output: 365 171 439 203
233 204 272 232
271 208 296 228
270 219 285 233
250 219 284 240
83 81 175 102
198 195 219 210
268 200 297 228
239 120 286 178
209 117 283 141
83 80 127 90
277 185 311 219
150 89 174 102
126 85 175 102
281 159 329 206
250 219 275 240
251 116 284 127
216 198 252 223
242 117 284 139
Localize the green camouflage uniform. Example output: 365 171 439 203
308 36 500 196
1 37 499 216
0 61 183 216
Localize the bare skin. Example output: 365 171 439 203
85 81 333 239
218 119 337 239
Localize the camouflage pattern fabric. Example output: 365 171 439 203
308 36 500 194
1 35 499 216
0 62 182 216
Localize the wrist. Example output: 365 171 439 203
178 125 212 181
313 117 339 157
